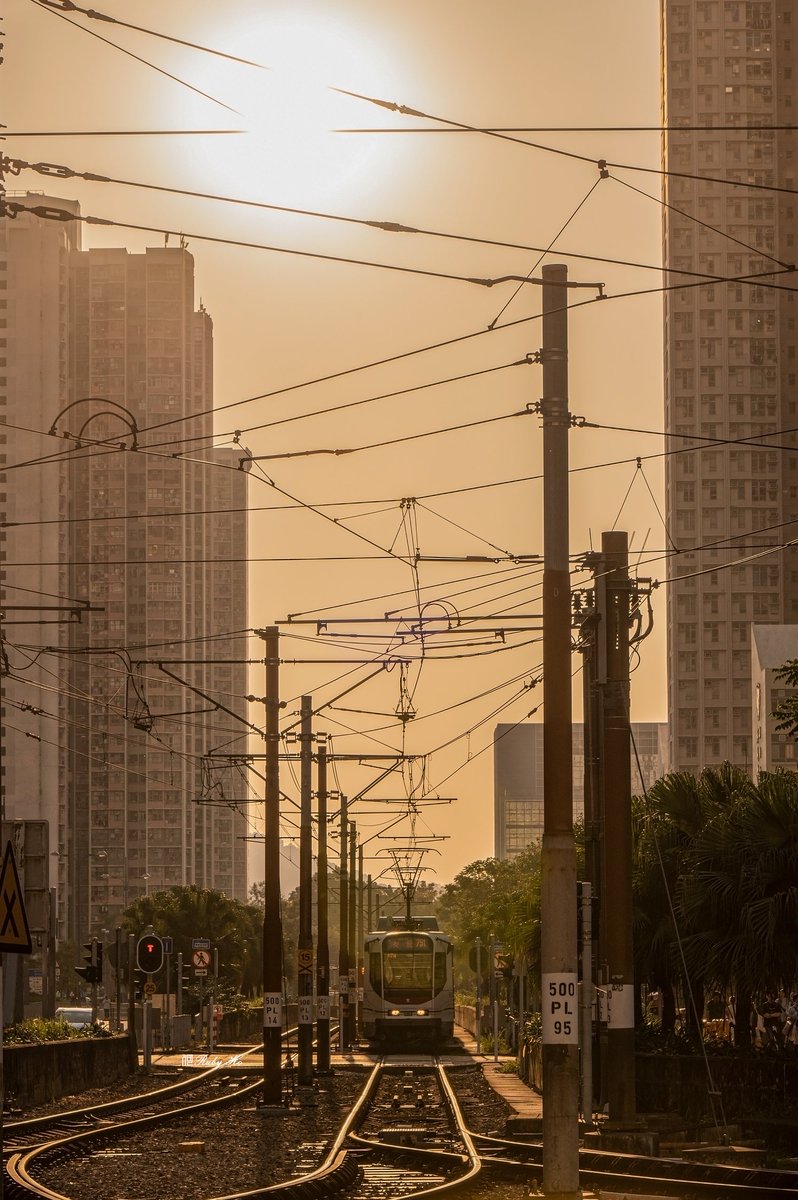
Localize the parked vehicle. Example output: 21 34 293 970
55 1007 94 1030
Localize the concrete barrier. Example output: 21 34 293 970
5 1035 133 1109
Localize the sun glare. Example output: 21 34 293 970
174 8 397 215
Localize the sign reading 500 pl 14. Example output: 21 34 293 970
542 973 579 1043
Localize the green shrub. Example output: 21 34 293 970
4 1017 74 1044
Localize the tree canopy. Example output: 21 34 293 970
434 845 545 991
632 764 798 1042
121 885 262 1001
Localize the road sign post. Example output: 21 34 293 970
0 841 33 1196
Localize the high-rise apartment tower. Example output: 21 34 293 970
661 0 798 772
2 199 250 945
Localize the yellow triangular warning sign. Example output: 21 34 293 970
0 842 32 953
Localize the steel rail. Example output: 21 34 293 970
344 1057 482 1198
470 1129 798 1197
4 1041 263 1147
6 1076 265 1200
6 1028 342 1200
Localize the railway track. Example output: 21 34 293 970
2 1036 267 1156
4 1047 260 1154
470 1128 798 1198
4 1038 283 1200
9 1047 798 1200
218 1054 798 1200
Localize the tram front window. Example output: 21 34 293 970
381 934 438 1004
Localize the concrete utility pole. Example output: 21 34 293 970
540 262 580 1199
262 626 283 1106
338 796 349 1050
597 530 635 1123
297 696 314 1086
316 741 331 1072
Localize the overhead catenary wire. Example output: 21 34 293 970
12 4 796 878
29 0 242 114
10 157 798 331
2 129 244 136
6 411 798 562
332 86 798 199
32 0 271 69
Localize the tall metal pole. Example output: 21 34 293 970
338 796 349 1050
599 530 635 1122
367 875 372 933
115 926 123 1032
297 696 314 1086
581 578 603 1109
475 936 482 1052
580 880 594 1127
347 821 357 1044
540 262 580 1199
262 626 283 1105
127 933 136 1069
315 742 331 1072
357 841 364 1037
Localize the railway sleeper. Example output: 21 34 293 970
254 1150 359 1197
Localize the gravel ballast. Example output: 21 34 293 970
32 1061 518 1200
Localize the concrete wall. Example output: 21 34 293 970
218 1007 264 1042
5 1035 133 1108
636 1052 798 1120
455 1004 478 1037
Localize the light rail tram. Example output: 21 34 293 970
361 914 455 1046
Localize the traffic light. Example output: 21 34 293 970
136 933 164 974
75 939 100 985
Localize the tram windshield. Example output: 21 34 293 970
372 933 447 1004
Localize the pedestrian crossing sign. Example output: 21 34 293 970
0 842 32 953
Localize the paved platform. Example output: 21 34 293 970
481 1060 543 1119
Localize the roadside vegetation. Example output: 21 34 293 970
433 765 798 1053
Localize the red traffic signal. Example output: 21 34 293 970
136 934 164 974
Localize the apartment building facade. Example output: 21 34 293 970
2 199 249 945
661 0 798 773
0 196 82 926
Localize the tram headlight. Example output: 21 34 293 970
390 1009 401 1016
416 1009 428 1016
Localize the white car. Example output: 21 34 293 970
55 1007 94 1030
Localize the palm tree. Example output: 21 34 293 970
682 771 798 995
635 764 798 1049
633 764 749 1040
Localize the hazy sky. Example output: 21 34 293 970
8 1 668 889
